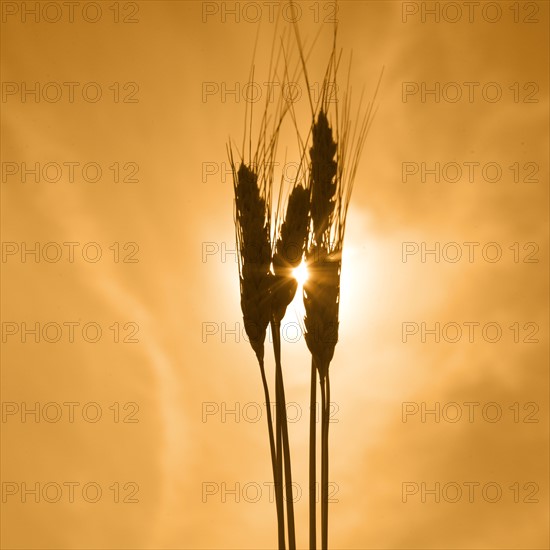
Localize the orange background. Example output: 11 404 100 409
1 1 548 548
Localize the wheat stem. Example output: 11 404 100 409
272 318 296 550
320 369 330 550
258 357 285 549
275 362 285 550
309 357 317 549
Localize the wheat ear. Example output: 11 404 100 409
272 185 310 322
233 162 273 360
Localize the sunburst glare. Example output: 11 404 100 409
292 261 309 287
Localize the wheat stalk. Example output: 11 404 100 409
304 110 340 550
305 91 380 550
261 30 318 550
291 16 382 547
230 154 286 547
270 179 310 550
228 23 294 547
229 19 310 548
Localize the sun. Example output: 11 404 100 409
292 261 309 286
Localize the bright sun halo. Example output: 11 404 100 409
292 261 309 286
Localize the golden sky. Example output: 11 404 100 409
1 1 548 549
